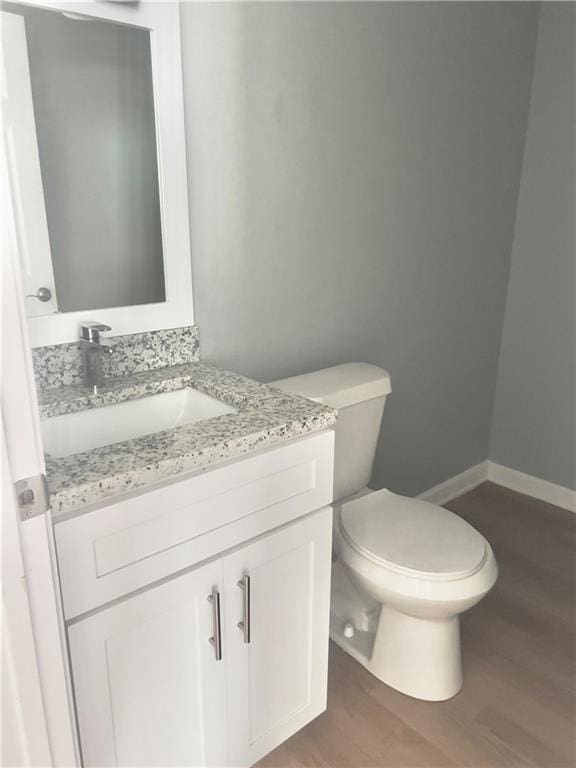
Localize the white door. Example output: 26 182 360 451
68 560 228 768
223 507 332 768
2 11 59 316
2 79 78 766
2 423 52 768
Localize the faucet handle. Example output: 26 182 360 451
79 322 112 343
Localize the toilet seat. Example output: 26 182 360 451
339 489 487 581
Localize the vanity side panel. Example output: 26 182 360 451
55 431 334 619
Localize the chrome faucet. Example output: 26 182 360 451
79 322 112 394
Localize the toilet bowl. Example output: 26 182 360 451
270 364 498 701
333 489 498 700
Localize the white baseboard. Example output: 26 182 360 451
418 462 488 506
487 461 576 513
417 460 576 513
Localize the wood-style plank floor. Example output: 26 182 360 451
257 482 576 768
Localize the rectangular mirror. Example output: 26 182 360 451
2 0 193 346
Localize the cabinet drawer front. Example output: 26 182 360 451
56 431 334 619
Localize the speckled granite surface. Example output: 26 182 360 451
41 362 336 520
32 326 200 389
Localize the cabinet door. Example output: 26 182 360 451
68 560 227 768
223 507 332 767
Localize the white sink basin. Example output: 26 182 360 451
41 388 237 458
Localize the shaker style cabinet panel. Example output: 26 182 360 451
223 507 332 768
68 559 227 768
56 431 334 620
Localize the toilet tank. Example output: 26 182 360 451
270 364 392 502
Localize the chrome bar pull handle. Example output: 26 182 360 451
237 574 251 644
207 587 222 661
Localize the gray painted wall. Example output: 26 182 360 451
182 2 539 496
490 4 576 490
8 3 165 312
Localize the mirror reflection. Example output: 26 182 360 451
3 3 166 316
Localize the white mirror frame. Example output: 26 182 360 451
6 0 193 347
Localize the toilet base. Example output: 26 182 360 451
330 605 463 702
371 604 463 700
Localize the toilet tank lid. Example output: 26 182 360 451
269 363 391 410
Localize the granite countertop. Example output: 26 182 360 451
40 362 337 520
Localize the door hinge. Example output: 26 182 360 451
15 474 50 521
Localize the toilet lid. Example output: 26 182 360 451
340 490 487 579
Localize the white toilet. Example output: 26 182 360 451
271 363 498 702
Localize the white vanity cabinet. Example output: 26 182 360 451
69 508 331 768
57 431 335 768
